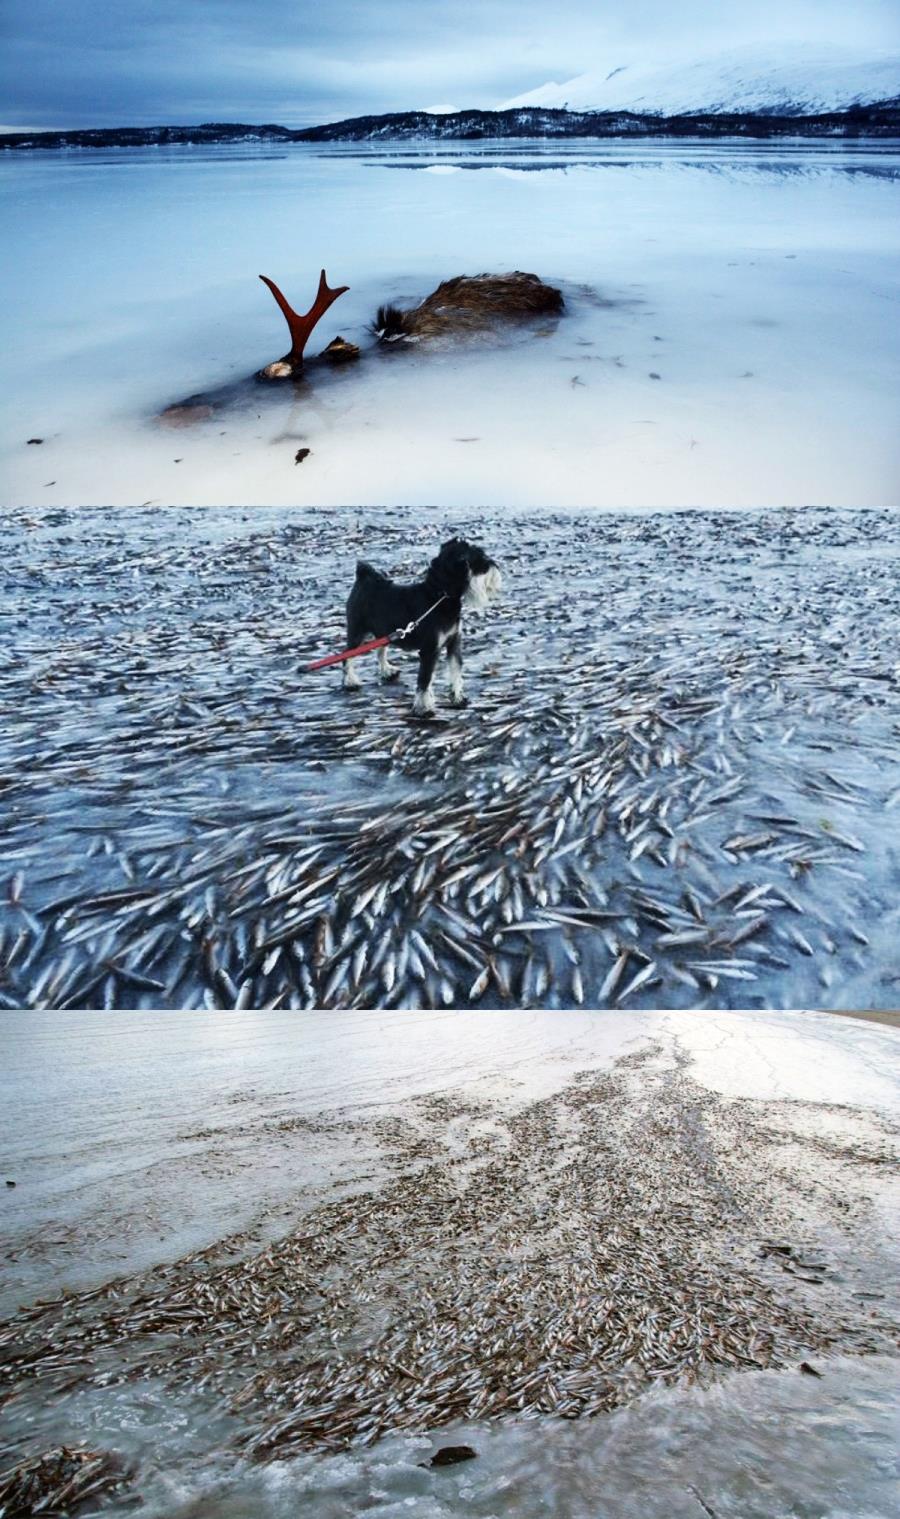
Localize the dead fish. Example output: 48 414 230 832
468 964 491 1002
616 961 658 1004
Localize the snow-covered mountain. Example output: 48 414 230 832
501 45 900 117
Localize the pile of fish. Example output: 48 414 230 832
1 1050 896 1468
0 1446 131 1516
0 505 897 1009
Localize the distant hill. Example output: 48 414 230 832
0 123 298 150
4 101 899 151
291 103 900 142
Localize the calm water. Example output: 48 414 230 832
1 139 898 507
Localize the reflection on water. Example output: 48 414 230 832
351 138 900 180
384 160 900 177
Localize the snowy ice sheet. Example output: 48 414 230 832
675 1008 900 1106
1 139 899 507
0 1009 653 1310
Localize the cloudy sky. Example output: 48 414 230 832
2 0 898 130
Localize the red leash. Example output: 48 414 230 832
307 635 390 672
306 594 448 673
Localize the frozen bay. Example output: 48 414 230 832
2 138 899 507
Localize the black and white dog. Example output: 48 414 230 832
342 538 501 716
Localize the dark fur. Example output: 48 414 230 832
374 304 409 341
343 537 498 714
374 272 563 343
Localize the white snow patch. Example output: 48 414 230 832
501 43 900 115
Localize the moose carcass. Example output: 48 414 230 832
158 268 356 423
374 271 564 344
158 268 564 425
257 269 358 379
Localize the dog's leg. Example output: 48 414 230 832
342 613 365 691
342 655 362 691
446 628 467 708
413 641 439 716
377 644 400 682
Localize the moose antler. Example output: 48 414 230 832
259 269 349 368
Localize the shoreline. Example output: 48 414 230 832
5 114 900 151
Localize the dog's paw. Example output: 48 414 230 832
341 682 363 695
449 694 469 709
380 669 401 683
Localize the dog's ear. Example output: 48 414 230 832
433 538 470 574
440 539 496 578
430 537 471 594
466 545 494 576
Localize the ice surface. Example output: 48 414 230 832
1 139 898 507
147 1357 900 1518
2 1008 896 1309
2 1359 897 1518
2 504 898 1015
1 1010 898 1517
675 1008 900 1106
0 1009 657 1310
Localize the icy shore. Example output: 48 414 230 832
1 1011 897 1517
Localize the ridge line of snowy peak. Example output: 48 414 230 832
499 46 900 116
